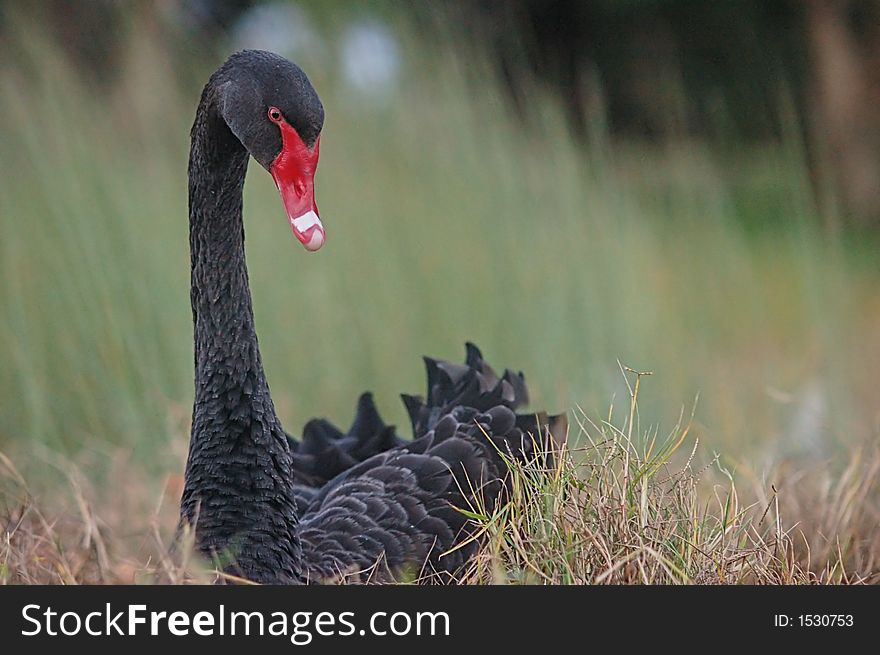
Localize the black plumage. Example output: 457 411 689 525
179 50 565 584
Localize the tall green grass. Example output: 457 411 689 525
1 19 878 475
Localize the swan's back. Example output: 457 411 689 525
286 343 565 582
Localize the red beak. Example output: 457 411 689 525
269 125 324 252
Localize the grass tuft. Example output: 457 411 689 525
2 375 876 585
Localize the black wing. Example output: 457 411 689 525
291 344 566 583
286 392 407 490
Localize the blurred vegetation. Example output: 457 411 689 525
0 1 878 488
453 0 880 228
13 0 880 226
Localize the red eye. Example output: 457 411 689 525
268 107 282 123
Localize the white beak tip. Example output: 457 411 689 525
290 210 325 252
303 229 325 252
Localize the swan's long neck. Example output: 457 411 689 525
180 86 303 583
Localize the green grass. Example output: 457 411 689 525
4 370 876 584
1 17 878 483
459 374 878 584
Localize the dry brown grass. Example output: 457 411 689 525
2 375 878 585
456 426 879 585
455 372 879 584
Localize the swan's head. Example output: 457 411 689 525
216 50 326 252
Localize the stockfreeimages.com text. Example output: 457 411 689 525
21 603 450 644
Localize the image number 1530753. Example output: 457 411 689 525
774 615 854 628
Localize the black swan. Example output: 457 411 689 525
180 50 564 584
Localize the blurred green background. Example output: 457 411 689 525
0 1 878 477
